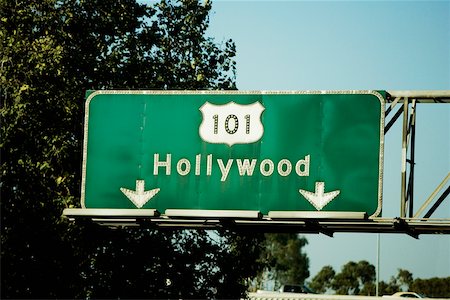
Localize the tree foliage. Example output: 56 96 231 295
309 261 379 296
410 277 450 298
379 270 450 298
331 260 376 295
379 268 414 295
308 265 335 294
309 262 450 298
253 233 310 290
1 0 263 298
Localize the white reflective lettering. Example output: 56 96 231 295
237 159 257 176
177 158 191 176
277 159 292 176
152 153 312 181
295 155 310 176
207 154 212 176
260 159 274 176
217 159 233 182
154 153 171 175
195 154 201 175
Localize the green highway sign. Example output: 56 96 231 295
81 91 384 217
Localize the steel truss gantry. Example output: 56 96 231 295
385 91 450 219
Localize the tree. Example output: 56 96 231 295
410 277 450 298
397 269 413 291
331 260 376 295
254 233 310 290
310 262 450 298
1 0 260 298
308 265 335 294
378 268 413 296
379 276 400 296
309 261 378 295
378 269 450 298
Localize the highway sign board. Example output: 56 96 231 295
81 91 384 217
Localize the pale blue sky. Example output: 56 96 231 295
207 0 450 282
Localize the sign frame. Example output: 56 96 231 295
79 90 385 218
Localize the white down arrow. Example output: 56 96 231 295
299 181 340 211
120 180 160 208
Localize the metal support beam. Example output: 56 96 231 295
413 173 450 218
423 186 450 218
385 104 404 134
406 100 416 217
385 96 401 117
388 90 450 101
267 211 366 220
165 209 262 219
400 98 409 218
63 208 160 219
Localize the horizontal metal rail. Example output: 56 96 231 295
387 90 450 102
63 208 450 236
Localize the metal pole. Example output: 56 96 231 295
408 100 416 217
400 98 409 218
376 233 380 297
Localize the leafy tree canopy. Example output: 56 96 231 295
410 277 450 298
308 265 335 294
0 0 264 298
331 260 375 295
252 233 310 291
309 262 450 298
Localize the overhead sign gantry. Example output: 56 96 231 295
63 90 450 236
